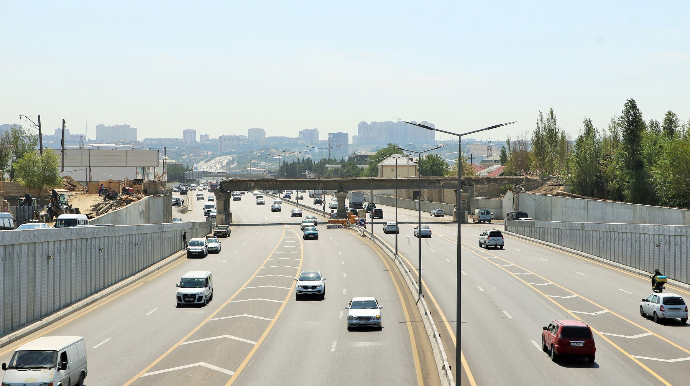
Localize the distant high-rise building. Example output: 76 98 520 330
357 120 435 146
95 124 137 143
299 128 319 143
199 134 209 143
0 123 19 136
248 128 265 143
183 129 196 142
328 132 349 159
219 135 246 153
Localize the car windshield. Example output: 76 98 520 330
180 278 205 288
561 326 592 339
298 272 322 281
8 350 57 369
18 224 45 229
350 300 378 309
207 238 219 243
189 240 205 246
489 231 502 237
663 296 686 305
304 227 317 232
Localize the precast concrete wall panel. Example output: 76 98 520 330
0 221 210 336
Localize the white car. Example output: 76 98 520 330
257 198 265 205
640 293 688 323
294 271 326 300
206 236 221 253
346 297 383 329
413 225 432 238
300 220 315 231
207 196 215 202
176 271 213 307
479 229 504 249
171 217 183 223
329 202 338 209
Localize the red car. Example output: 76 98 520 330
542 320 596 364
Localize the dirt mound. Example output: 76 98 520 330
63 175 85 191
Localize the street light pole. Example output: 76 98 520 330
405 120 515 379
399 144 445 301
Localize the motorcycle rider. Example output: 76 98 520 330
652 269 663 288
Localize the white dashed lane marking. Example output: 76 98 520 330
93 338 111 349
146 308 158 316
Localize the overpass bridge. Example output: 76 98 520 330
215 176 534 225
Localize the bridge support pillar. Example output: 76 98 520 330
335 191 348 218
215 191 232 225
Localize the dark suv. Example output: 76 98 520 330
542 320 596 364
507 211 529 220
371 208 383 219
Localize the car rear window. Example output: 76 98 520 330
489 231 503 237
561 326 592 339
663 296 686 305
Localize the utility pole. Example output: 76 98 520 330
61 119 66 172
37 115 43 155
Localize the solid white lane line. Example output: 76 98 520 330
569 310 608 315
143 362 234 377
503 310 512 318
619 289 632 294
331 341 337 352
477 286 484 292
146 308 158 316
600 332 652 339
531 340 542 351
211 314 273 321
460 271 467 275
93 338 111 349
631 356 690 363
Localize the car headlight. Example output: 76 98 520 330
348 315 354 320
374 315 381 319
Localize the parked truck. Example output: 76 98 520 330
348 191 364 209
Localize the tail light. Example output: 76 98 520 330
685 306 688 312
660 305 665 312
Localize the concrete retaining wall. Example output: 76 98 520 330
0 221 210 336
514 193 690 225
90 194 172 225
506 220 690 284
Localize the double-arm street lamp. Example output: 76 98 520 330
398 144 445 301
405 120 516 378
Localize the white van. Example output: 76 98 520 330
2 336 87 386
176 271 214 307
54 214 89 228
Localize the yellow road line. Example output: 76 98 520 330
226 226 303 385
363 236 424 386
465 243 673 385
0 252 189 357
460 351 477 386
124 226 291 385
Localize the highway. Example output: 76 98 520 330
0 190 438 386
312 194 690 385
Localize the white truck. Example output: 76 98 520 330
473 208 492 223
348 191 365 209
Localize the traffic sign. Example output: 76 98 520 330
358 219 366 227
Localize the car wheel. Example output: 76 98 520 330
653 312 660 323
500 245 504 249
541 336 547 352
682 318 688 324
640 306 645 317
204 297 208 306
587 355 595 365
550 345 558 362
315 236 318 240
210 290 214 301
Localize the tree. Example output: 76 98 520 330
568 118 601 197
499 146 508 165
503 134 531 175
447 154 476 177
0 125 38 180
531 108 568 176
651 137 690 207
662 111 681 138
418 154 449 176
13 149 62 193
618 98 648 203
166 163 190 182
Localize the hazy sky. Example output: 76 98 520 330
2 1 688 143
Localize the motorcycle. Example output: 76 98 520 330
652 275 667 293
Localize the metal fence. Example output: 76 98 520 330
0 222 210 336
